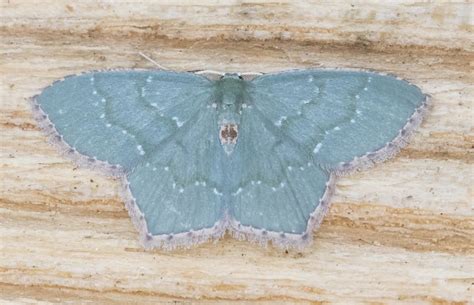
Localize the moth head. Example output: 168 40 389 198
220 73 243 80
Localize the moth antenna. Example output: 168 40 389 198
138 52 169 70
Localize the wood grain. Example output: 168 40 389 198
1 1 473 304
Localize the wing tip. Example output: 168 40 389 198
331 93 431 176
30 95 126 177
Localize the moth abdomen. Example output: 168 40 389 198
219 123 239 155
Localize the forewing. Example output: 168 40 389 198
34 70 213 171
250 69 427 171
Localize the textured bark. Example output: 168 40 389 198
0 1 473 304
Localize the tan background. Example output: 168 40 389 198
1 1 473 304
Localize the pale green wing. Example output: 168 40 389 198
33 70 227 249
226 69 427 248
250 69 428 172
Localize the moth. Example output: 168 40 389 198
31 67 429 250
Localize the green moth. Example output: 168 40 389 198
32 68 429 250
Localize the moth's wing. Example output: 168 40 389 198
127 102 229 249
249 69 428 172
227 106 334 248
227 69 427 248
34 70 227 249
34 70 213 171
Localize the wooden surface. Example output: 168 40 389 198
1 1 473 304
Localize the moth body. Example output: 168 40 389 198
215 73 247 154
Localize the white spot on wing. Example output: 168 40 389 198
275 116 287 127
172 117 184 127
232 188 242 196
313 143 322 154
100 113 105 119
213 188 223 196
136 145 145 155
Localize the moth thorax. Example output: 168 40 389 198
219 123 238 154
